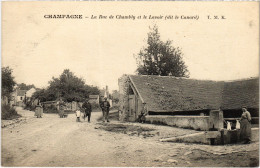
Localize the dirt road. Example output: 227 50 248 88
2 107 259 167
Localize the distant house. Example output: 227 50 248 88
14 89 27 106
11 88 37 107
26 88 36 102
88 95 99 104
17 90 27 102
118 75 259 122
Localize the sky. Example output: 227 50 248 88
2 2 259 92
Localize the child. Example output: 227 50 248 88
75 102 81 122
76 109 81 122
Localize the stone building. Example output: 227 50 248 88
12 89 27 107
118 75 259 130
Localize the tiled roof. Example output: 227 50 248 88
17 90 27 96
128 75 258 112
221 78 259 109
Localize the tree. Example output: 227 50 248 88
1 67 16 99
32 89 47 102
135 25 189 77
33 69 100 102
17 83 35 90
111 90 119 103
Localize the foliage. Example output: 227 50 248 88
111 90 119 103
17 83 36 90
91 102 101 112
24 101 36 111
32 69 100 102
1 67 16 99
32 89 53 102
43 104 59 113
135 25 189 77
1 104 21 120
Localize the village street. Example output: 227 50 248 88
2 107 259 167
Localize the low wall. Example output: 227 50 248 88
146 115 209 131
160 128 259 145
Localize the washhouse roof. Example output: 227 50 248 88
127 75 258 112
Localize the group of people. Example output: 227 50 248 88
75 99 92 122
74 97 111 123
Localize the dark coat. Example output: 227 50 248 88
82 102 92 113
100 100 110 112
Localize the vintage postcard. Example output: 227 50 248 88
1 1 259 167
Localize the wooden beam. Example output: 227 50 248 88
128 76 145 104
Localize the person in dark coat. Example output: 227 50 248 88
82 99 92 122
240 107 252 144
100 97 110 122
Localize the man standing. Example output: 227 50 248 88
82 99 92 122
100 97 110 122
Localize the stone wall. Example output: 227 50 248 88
146 115 210 131
209 110 223 130
118 75 130 121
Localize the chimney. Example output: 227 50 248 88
104 85 109 99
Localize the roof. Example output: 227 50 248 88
222 78 259 109
17 90 27 96
127 75 258 112
89 95 99 99
26 88 36 97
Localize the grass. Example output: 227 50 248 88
1 104 21 120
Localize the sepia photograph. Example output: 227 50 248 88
1 1 259 167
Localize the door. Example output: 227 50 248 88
129 95 136 121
